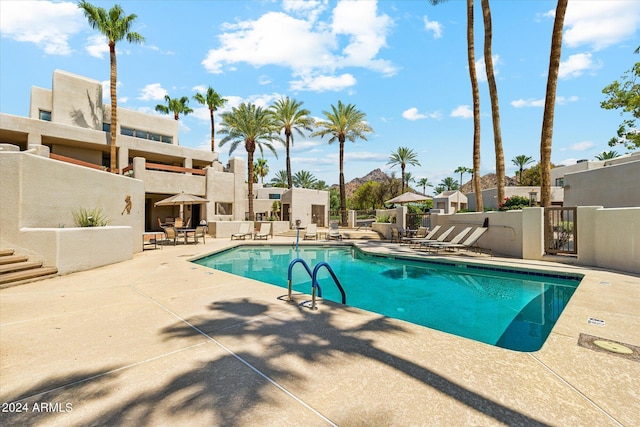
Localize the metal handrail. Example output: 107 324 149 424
287 258 346 310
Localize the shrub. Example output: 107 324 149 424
499 195 530 211
72 207 111 227
375 214 392 223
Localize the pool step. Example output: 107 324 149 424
0 249 58 288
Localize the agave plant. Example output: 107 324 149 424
72 207 111 227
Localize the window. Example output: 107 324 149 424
555 178 564 187
103 123 111 133
121 127 134 137
120 126 172 143
161 135 173 144
216 202 233 215
39 110 51 121
268 194 281 200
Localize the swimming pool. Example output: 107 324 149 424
193 245 583 352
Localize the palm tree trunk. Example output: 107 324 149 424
482 0 505 206
109 42 118 174
401 165 406 193
339 138 347 226
210 109 215 152
286 132 292 189
540 0 568 207
467 0 483 211
247 142 255 220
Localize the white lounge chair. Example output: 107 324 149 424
412 225 455 249
404 225 441 247
304 223 318 240
231 222 253 240
427 227 488 254
328 222 342 240
421 227 473 252
254 223 272 240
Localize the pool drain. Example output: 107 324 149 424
593 340 633 355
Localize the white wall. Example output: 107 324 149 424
564 160 640 208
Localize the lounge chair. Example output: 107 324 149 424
231 222 253 240
411 225 454 249
254 223 272 240
402 226 433 245
163 226 178 246
427 227 488 254
390 227 401 243
304 223 318 240
328 222 342 240
420 227 473 252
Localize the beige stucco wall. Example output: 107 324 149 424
281 188 329 228
577 206 640 274
467 187 563 210
0 151 144 271
51 70 103 130
564 160 640 208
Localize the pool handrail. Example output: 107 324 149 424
287 258 322 301
312 262 347 309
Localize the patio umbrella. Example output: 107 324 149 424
154 192 209 225
385 191 430 205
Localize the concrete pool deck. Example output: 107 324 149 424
1 237 639 426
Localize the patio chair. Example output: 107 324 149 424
184 217 191 228
253 223 272 240
157 217 164 229
163 226 178 246
174 217 184 228
412 225 455 249
328 222 342 240
304 223 318 240
231 222 253 240
421 227 473 252
400 226 427 245
186 225 207 244
427 227 488 254
390 227 401 243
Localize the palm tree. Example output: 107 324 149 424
312 180 329 191
270 97 314 189
404 172 416 189
155 95 194 120
417 177 433 196
429 0 483 211
270 170 288 188
293 170 317 189
454 166 473 189
594 150 620 160
481 0 505 206
218 103 278 220
512 155 535 184
434 184 446 195
540 0 568 207
312 101 373 225
78 1 144 173
193 87 227 152
387 147 421 193
254 158 269 184
440 177 459 191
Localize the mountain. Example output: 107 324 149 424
460 173 518 193
331 168 390 199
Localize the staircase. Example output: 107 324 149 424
0 249 58 288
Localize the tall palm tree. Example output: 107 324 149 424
270 170 288 188
594 150 620 160
482 0 505 206
440 177 459 191
78 1 144 173
218 103 278 220
193 87 227 152
312 180 329 191
404 172 416 188
387 147 421 193
512 155 534 184
540 0 568 207
155 95 194 120
254 157 269 184
293 170 317 189
417 177 433 196
312 101 373 225
429 0 482 211
270 97 314 189
454 166 473 189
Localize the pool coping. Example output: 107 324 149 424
1 236 638 426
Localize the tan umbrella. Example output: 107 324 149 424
154 192 209 207
385 192 430 205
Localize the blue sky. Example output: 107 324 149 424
1 0 639 190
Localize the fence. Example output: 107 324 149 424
544 207 577 255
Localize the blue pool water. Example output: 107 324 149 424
193 245 582 351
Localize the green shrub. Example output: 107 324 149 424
499 195 530 211
72 207 110 227
375 214 392 223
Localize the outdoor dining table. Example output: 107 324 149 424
176 228 196 244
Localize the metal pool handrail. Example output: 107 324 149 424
287 258 346 310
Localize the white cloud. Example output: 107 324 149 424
559 53 597 79
138 83 168 101
202 1 395 92
85 34 109 59
192 85 208 93
475 55 499 82
0 0 84 55
101 80 123 102
556 95 579 105
344 152 388 162
423 15 442 39
451 105 473 119
402 108 441 121
290 73 356 92
569 141 595 151
564 1 640 51
511 95 578 108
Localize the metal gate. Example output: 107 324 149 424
544 207 577 255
